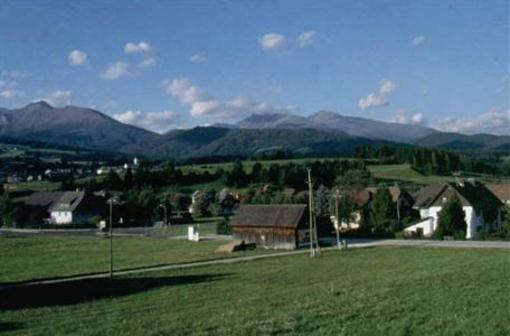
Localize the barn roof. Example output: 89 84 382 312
49 191 86 212
21 191 65 210
230 204 307 229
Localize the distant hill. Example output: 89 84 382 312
0 101 160 154
414 133 510 152
149 126 394 159
235 110 437 143
0 102 507 160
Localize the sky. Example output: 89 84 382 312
0 0 508 135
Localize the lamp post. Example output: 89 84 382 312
334 189 342 249
108 196 119 279
160 203 168 227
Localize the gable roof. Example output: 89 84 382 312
20 191 104 213
49 191 86 212
230 204 307 229
413 185 446 208
450 182 503 212
415 182 503 213
486 184 510 202
21 191 66 210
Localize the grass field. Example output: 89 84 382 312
178 157 369 174
0 232 246 284
368 164 457 184
1 247 508 335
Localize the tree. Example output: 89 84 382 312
104 169 123 190
499 205 510 239
137 187 158 222
60 176 76 191
330 191 358 230
225 161 248 188
123 168 135 190
173 194 192 217
191 192 210 217
435 195 467 239
0 194 17 227
250 162 263 182
124 187 158 225
314 185 331 217
335 169 371 190
370 188 395 232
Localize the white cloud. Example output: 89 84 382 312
259 33 286 51
113 109 178 133
359 93 389 110
190 53 207 63
390 108 427 126
162 78 206 104
379 79 398 94
68 50 88 65
258 30 317 52
297 30 317 47
359 79 398 110
101 100 119 112
0 89 25 100
434 108 510 135
413 35 426 46
43 90 72 106
190 100 221 117
0 70 28 79
162 77 294 119
101 61 129 80
138 57 156 68
124 41 152 54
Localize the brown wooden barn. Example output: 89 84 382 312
229 204 310 250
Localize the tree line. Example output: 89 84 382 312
354 145 497 175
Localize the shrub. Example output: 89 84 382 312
216 219 232 235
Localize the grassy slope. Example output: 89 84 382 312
1 247 509 335
0 232 240 284
368 164 457 184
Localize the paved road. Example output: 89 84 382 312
324 238 510 250
0 227 173 237
1 237 508 291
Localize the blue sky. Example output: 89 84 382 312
0 0 508 134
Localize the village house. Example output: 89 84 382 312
405 181 503 239
20 191 106 225
230 204 310 250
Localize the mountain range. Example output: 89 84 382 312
0 102 508 159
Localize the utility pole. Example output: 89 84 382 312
307 168 315 257
108 196 119 279
394 182 400 228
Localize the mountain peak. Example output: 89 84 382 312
309 110 342 120
242 113 289 123
26 100 53 109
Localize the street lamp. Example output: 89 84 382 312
159 203 168 227
108 196 120 279
334 189 342 250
